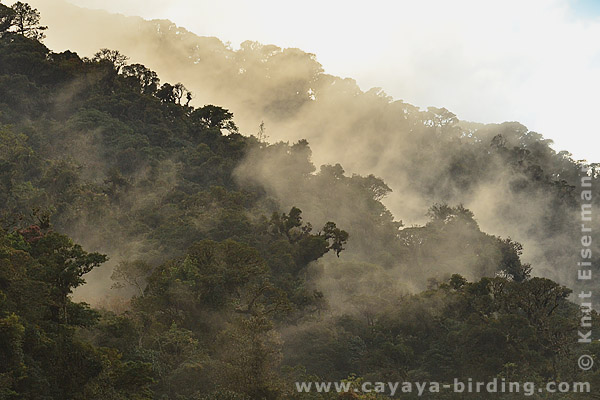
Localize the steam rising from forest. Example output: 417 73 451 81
4 2 600 397
22 0 599 306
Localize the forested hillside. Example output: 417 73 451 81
0 2 599 399
26 0 600 290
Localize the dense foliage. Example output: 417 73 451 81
0 3 599 399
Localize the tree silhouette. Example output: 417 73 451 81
191 104 238 132
121 63 160 94
92 48 129 72
10 2 47 40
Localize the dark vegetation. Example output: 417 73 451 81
0 2 599 398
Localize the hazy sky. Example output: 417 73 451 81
58 0 600 161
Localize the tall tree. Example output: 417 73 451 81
28 232 107 324
121 63 160 94
10 2 47 40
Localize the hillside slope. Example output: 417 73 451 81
27 0 600 289
0 2 599 399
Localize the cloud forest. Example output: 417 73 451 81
0 1 598 399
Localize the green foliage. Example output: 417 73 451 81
0 227 109 399
0 5 596 398
121 63 160 95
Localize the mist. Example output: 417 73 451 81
29 0 600 163
2 1 599 397
7 0 594 303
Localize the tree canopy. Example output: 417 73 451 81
0 3 598 399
